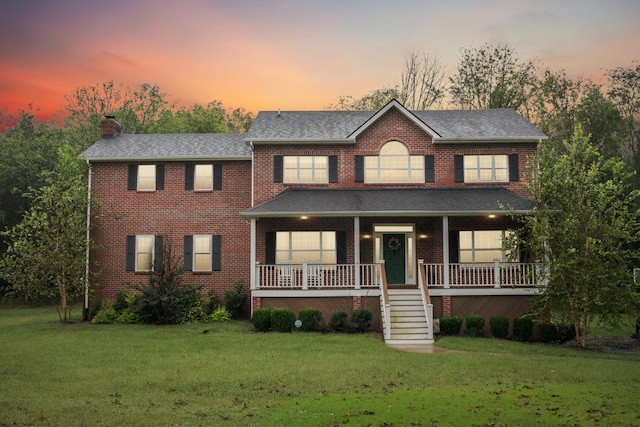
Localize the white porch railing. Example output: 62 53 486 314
254 262 379 290
424 261 543 288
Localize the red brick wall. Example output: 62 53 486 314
89 160 252 301
252 109 537 205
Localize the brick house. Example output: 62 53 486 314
84 100 547 344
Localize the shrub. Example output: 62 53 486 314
439 316 463 336
251 308 272 332
490 316 510 339
224 280 247 319
465 314 485 337
298 308 323 331
179 285 207 324
204 290 222 315
557 323 576 343
351 308 373 333
115 309 141 324
271 308 296 332
513 314 534 341
92 302 118 324
538 322 559 343
329 311 349 332
88 297 102 320
209 307 231 322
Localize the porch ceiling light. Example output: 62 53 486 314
300 215 309 220
488 214 496 218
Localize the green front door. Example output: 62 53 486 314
382 233 405 285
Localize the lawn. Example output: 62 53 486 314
1 307 638 426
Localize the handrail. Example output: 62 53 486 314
379 260 391 341
418 260 434 341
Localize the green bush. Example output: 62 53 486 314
209 307 231 322
557 323 577 343
329 311 349 332
351 308 373 333
465 314 485 337
251 308 272 332
92 302 118 324
115 309 141 324
298 308 323 331
88 297 102 320
538 323 559 343
439 316 463 336
513 314 534 341
224 280 247 319
271 308 296 332
490 316 510 339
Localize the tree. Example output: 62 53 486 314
449 43 537 113
326 87 400 111
147 101 253 134
1 144 90 321
514 125 640 347
398 51 447 109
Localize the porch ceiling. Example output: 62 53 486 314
241 187 533 218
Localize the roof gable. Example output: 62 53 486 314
348 99 440 139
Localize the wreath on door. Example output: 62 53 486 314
387 237 401 251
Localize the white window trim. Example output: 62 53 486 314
137 164 156 191
193 234 213 272
136 235 155 272
194 164 214 191
365 141 423 183
464 154 508 183
283 155 329 184
459 230 510 263
276 231 336 264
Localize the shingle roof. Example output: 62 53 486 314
83 133 251 162
245 104 547 142
241 187 532 218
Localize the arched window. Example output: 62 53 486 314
364 141 424 183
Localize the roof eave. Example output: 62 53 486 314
244 138 355 146
240 208 533 219
433 137 546 144
84 155 252 163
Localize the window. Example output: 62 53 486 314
126 235 162 272
185 164 222 191
464 155 508 183
459 230 511 263
364 141 424 183
275 231 336 264
183 235 221 271
128 164 164 191
284 156 328 183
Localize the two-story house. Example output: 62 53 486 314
84 100 547 345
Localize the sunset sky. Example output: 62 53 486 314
1 0 639 121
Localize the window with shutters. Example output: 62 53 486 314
194 165 213 191
283 156 328 183
364 141 424 183
275 231 336 265
193 235 212 271
464 155 508 183
183 234 221 272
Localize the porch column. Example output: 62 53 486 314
442 216 450 288
250 217 256 290
354 216 360 289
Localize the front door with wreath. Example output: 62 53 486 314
382 233 405 285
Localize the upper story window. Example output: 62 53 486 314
459 230 511 263
183 234 221 272
185 163 222 191
274 155 338 183
464 155 508 183
284 156 327 183
364 141 424 183
128 164 164 191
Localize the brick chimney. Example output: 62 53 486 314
100 116 122 138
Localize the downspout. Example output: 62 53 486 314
249 141 255 207
83 160 92 321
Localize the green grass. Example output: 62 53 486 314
1 307 639 426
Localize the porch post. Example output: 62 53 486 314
354 216 361 289
442 216 450 289
250 217 257 290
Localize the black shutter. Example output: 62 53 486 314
154 235 164 269
212 235 221 271
183 235 193 271
126 235 135 271
425 155 435 182
265 232 276 264
213 163 223 190
185 164 194 190
355 155 364 183
156 164 165 190
509 154 519 182
273 156 283 183
336 231 347 265
127 165 137 190
448 230 459 264
454 155 464 182
329 156 338 183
